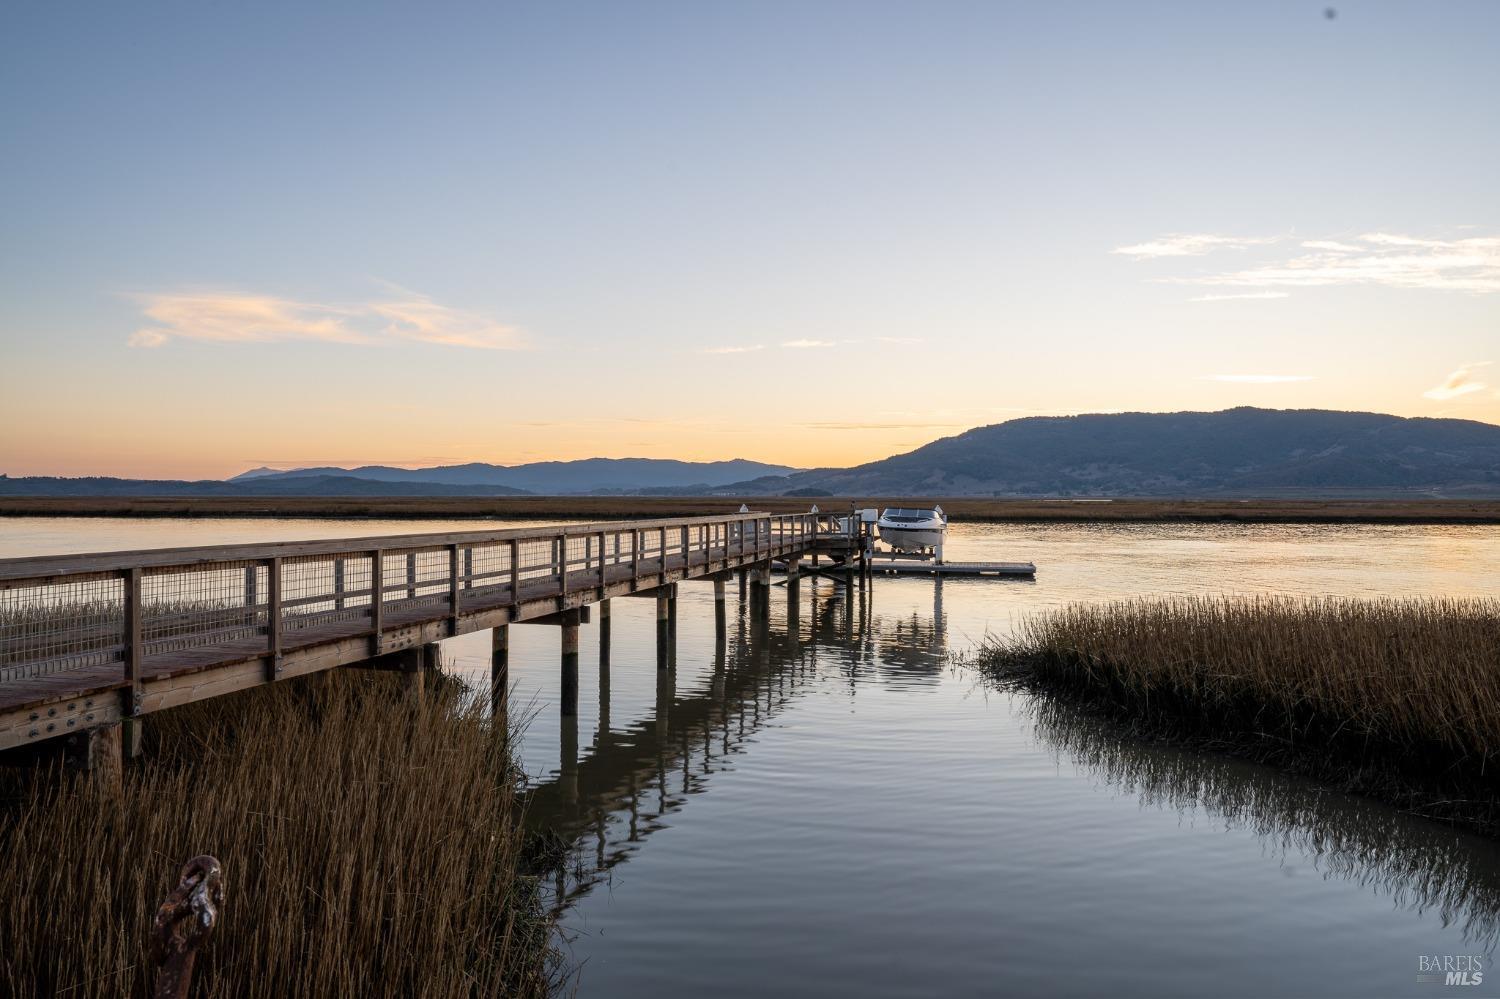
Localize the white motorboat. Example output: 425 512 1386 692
876 505 947 553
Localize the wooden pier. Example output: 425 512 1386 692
0 509 1036 772
0 512 827 763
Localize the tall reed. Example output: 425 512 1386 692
0 670 559 997
979 596 1500 826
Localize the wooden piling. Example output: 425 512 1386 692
656 590 671 671
713 576 727 646
123 717 143 760
667 582 678 650
561 613 580 716
491 625 508 724
66 722 123 791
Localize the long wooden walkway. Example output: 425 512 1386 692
0 512 826 752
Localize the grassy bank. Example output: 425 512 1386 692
0 671 559 997
3 495 1500 523
977 595 1500 834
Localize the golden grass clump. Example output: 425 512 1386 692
982 595 1500 766
0 671 558 997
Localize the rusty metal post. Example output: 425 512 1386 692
151 855 224 999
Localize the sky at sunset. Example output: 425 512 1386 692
1 1 1497 479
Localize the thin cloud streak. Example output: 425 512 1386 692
1188 292 1291 302
1423 362 1492 401
128 287 525 350
781 339 840 349
370 291 525 350
1111 233 1279 259
700 344 765 354
1163 232 1500 293
1203 374 1314 383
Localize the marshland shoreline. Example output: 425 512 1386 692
4 495 1500 523
978 596 1500 837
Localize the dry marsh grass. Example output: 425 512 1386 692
980 596 1500 829
0 670 559 997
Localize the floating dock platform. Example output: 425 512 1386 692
866 558 1035 578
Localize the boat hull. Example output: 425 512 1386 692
877 524 945 552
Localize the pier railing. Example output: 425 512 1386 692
0 512 821 685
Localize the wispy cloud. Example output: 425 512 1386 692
876 336 925 344
128 286 526 350
130 293 367 348
781 338 840 349
370 289 525 350
1202 374 1314 383
1161 232 1500 293
1423 362 1491 401
700 344 765 355
1187 291 1291 302
1111 233 1279 259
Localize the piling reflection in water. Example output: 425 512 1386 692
520 576 926 914
519 571 1500 950
1019 694 1500 949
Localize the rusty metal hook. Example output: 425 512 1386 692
151 855 225 999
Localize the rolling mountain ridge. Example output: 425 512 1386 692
4 409 1497 498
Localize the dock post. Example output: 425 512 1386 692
757 562 773 621
491 625 509 725
656 589 671 671
561 612 580 717
123 718 143 760
403 648 426 699
713 576 727 647
598 613 611 737
599 598 611 665
785 557 801 633
668 582 678 655
66 722 123 792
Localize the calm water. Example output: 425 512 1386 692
5 517 1500 997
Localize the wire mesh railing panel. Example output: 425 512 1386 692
516 538 556 591
564 534 585 579
381 548 450 612
465 542 513 602
0 575 125 680
141 562 265 659
281 554 373 635
0 515 788 691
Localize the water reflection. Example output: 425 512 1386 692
1019 694 1500 949
522 577 966 914
522 570 1500 959
524 614 813 911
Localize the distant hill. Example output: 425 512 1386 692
738 408 1500 497
0 474 531 498
230 457 798 494
7 409 1498 499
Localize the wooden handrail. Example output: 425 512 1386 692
0 511 788 585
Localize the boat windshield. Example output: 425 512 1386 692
881 508 940 523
